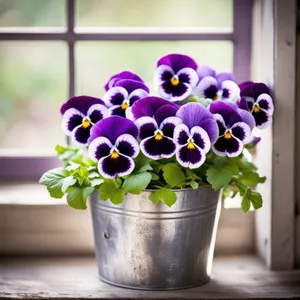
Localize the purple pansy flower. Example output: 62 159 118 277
154 54 198 102
174 103 218 169
61 96 108 146
238 82 274 129
132 97 181 159
196 65 239 102
103 79 150 118
209 101 252 157
88 116 139 179
104 70 144 91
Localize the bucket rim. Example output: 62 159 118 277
144 184 211 193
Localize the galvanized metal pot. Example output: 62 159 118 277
90 186 221 290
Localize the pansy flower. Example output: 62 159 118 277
88 116 139 179
61 96 108 146
104 70 144 91
132 97 181 159
209 101 253 157
154 54 198 102
238 82 274 129
195 65 240 102
103 79 150 118
174 103 218 169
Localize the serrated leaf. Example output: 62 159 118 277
65 162 81 171
241 194 251 213
39 167 67 199
241 189 263 213
187 180 199 189
61 176 77 193
89 171 100 179
238 171 266 187
110 188 126 205
123 172 151 194
136 164 153 173
90 178 104 188
206 166 233 191
66 186 94 210
98 179 119 201
134 153 152 173
149 189 177 207
150 172 160 181
162 163 185 187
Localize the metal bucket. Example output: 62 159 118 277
90 186 221 290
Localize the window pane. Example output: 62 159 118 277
0 42 68 152
76 0 233 31
0 0 66 27
76 41 233 96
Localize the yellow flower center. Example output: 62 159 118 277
170 77 180 86
82 118 91 128
213 95 219 101
121 102 129 110
110 150 119 159
155 131 163 140
224 131 232 139
253 104 260 113
187 140 195 149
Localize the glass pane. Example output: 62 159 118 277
76 0 233 31
0 42 68 153
0 0 66 27
76 41 233 96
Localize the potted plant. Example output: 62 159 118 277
40 54 273 290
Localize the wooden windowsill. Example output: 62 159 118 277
1 255 300 299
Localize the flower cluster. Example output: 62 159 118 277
39 53 273 211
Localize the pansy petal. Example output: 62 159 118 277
115 134 139 158
160 116 183 138
128 88 149 106
213 113 227 136
153 104 179 125
89 116 138 144
252 109 272 129
220 80 240 101
216 72 234 84
256 93 274 115
176 144 206 169
87 104 108 124
135 116 158 140
160 81 191 101
62 108 84 135
157 54 198 72
98 154 134 179
103 87 128 107
88 137 112 161
174 123 190 146
72 124 92 146
197 65 216 81
140 136 176 160
212 135 243 157
190 126 211 153
109 105 126 117
115 79 150 94
240 82 270 99
154 65 174 86
177 68 198 87
237 108 255 130
231 122 251 144
197 76 218 100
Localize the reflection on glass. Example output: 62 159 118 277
0 0 66 27
0 42 68 151
76 0 233 31
76 41 233 96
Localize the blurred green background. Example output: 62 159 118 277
0 0 233 152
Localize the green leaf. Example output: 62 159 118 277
123 172 152 194
39 167 67 199
66 186 94 210
134 153 152 173
65 162 81 172
110 188 126 205
89 171 100 179
241 194 251 213
98 179 119 201
206 166 232 191
185 169 200 180
90 178 104 188
70 165 90 186
61 176 77 193
150 189 177 207
241 189 263 213
150 172 160 181
187 180 199 190
238 171 266 187
162 163 186 187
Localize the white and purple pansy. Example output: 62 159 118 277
103 79 150 118
209 101 253 157
88 116 139 179
104 70 144 91
61 96 108 146
196 65 240 102
237 82 274 129
154 54 198 102
132 97 181 159
174 103 218 169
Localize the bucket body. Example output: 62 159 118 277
90 186 221 290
